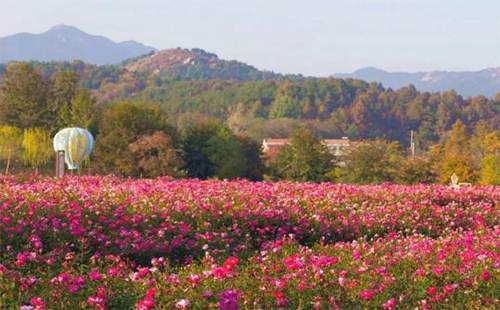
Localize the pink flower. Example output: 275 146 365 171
481 271 491 281
30 298 43 306
146 288 157 298
383 298 396 309
137 297 155 310
176 299 190 309
360 290 372 300
89 269 103 281
427 286 438 296
108 267 120 276
223 256 239 271
188 274 201 286
213 267 227 279
443 284 458 294
432 266 445 276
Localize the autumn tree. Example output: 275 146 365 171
438 120 478 184
93 102 174 176
479 131 500 185
129 131 185 178
0 126 22 174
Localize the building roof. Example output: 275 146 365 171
263 137 350 146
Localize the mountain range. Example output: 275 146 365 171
0 25 498 97
332 67 500 98
0 24 155 65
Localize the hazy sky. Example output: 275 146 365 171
1 0 499 76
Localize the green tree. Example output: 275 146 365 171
22 128 53 174
0 63 52 129
274 128 335 182
237 135 266 181
93 102 173 176
340 140 404 184
68 89 96 129
397 156 435 184
207 127 246 180
0 126 22 174
182 121 220 179
51 70 79 128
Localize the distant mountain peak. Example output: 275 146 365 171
0 25 156 65
332 67 500 97
45 24 84 35
355 67 387 74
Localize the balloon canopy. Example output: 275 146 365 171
53 127 94 170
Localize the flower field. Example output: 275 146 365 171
0 176 499 309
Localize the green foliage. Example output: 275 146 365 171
340 140 404 184
0 126 22 174
0 63 52 129
480 155 500 185
397 156 435 185
92 102 174 176
236 135 266 181
182 121 220 179
274 128 335 182
67 89 96 130
51 70 79 128
207 127 246 180
21 128 53 173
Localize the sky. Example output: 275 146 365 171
0 0 499 76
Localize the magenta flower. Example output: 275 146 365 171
219 290 242 310
360 290 372 300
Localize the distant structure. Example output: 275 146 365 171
262 137 350 161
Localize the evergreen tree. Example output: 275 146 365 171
0 63 52 129
274 128 335 182
207 127 246 180
51 70 79 128
182 121 220 179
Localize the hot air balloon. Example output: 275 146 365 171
53 127 94 170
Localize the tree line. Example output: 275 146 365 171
0 62 498 184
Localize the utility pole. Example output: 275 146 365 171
410 130 416 157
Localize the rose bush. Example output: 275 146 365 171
0 175 499 309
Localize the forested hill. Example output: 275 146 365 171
0 53 499 149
